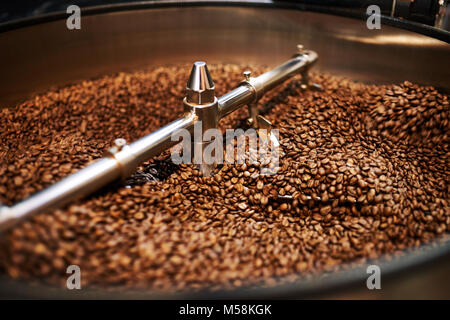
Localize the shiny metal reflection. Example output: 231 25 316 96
186 61 215 104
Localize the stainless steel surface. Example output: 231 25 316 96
0 7 449 108
117 115 196 172
249 50 317 100
217 85 254 119
218 51 317 116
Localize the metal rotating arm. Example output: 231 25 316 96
0 46 318 233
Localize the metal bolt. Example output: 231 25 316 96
114 138 127 149
243 70 251 81
107 138 127 156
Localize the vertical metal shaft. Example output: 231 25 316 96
184 61 219 176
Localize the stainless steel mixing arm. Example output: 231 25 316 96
0 46 318 233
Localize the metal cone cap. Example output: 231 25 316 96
186 61 215 104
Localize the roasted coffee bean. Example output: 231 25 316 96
0 64 448 293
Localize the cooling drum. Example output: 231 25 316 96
0 2 449 298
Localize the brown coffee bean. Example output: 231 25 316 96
0 63 447 294
256 181 264 190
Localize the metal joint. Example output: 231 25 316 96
105 138 134 179
294 44 322 91
239 72 264 104
183 61 219 176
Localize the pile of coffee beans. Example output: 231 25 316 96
0 63 448 292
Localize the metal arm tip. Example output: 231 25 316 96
186 61 215 104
